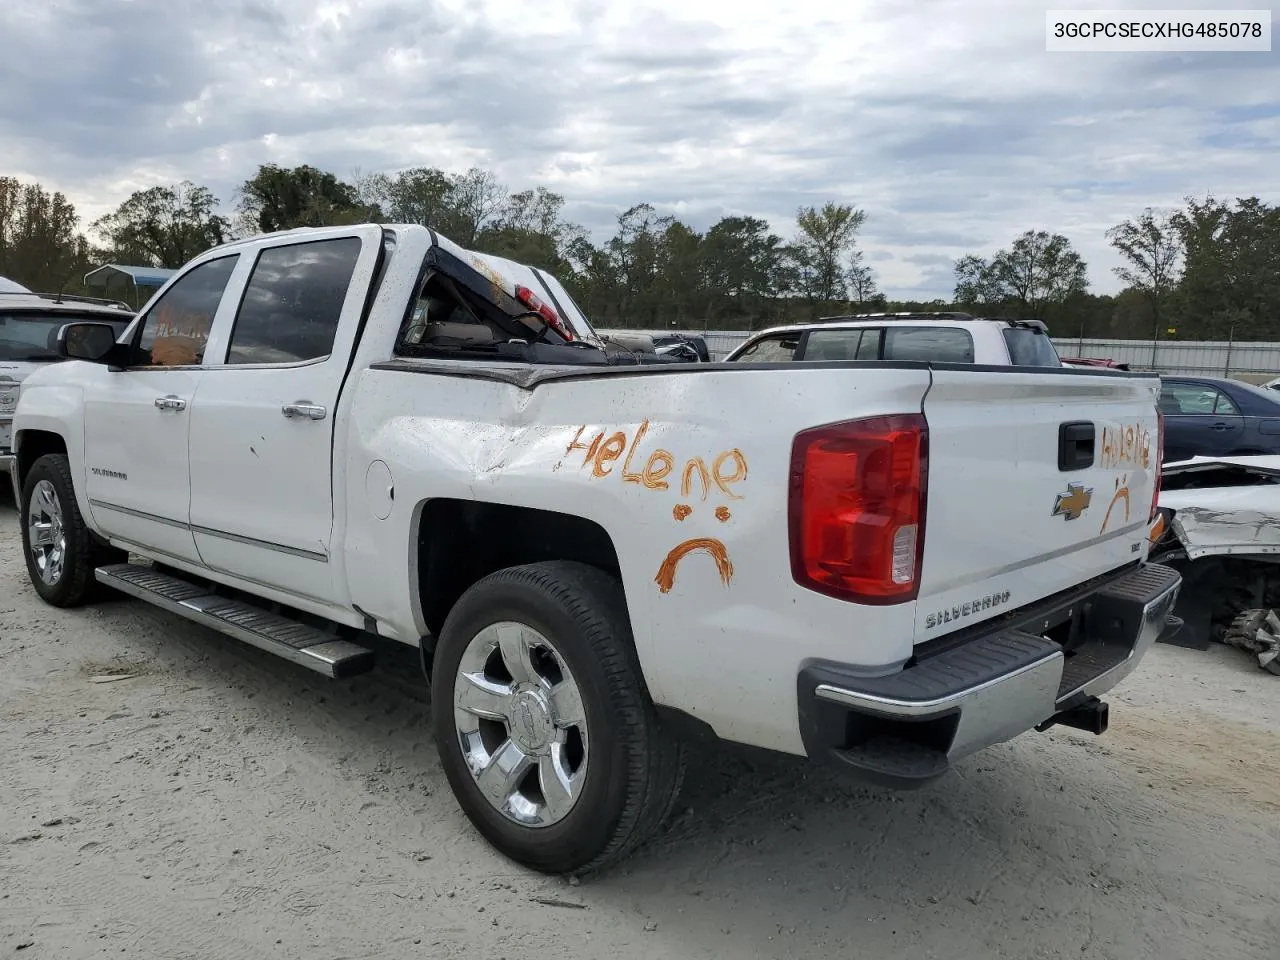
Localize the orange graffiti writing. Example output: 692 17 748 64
654 538 734 594
1100 475 1132 533
715 505 731 522
592 432 627 478
642 450 674 489
1099 422 1152 470
673 504 692 521
564 422 748 502
681 457 711 500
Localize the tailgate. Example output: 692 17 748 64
915 368 1161 640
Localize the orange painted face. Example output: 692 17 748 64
559 420 747 595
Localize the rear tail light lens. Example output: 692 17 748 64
788 414 928 604
1150 411 1164 521
514 284 574 342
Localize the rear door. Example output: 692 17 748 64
185 226 384 603
1160 380 1244 460
915 368 1161 639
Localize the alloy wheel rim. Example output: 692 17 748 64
453 621 589 828
27 479 66 586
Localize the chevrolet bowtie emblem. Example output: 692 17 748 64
1053 482 1093 521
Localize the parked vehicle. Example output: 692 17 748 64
724 312 1064 366
1062 356 1131 370
0 292 135 486
11 224 1178 874
651 333 710 363
1151 455 1280 674
1158 375 1280 462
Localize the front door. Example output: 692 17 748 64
186 228 383 602
83 254 243 563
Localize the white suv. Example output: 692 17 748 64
725 312 1064 367
1 292 135 485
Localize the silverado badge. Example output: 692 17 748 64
1052 482 1093 521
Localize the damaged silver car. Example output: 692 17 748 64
1152 455 1280 675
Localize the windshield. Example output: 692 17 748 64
1002 326 1061 367
0 311 132 361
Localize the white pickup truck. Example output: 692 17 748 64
10 224 1180 874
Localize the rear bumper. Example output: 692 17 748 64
797 562 1181 789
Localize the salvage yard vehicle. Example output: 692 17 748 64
10 224 1179 874
0 292 135 487
725 312 1063 367
1152 455 1280 674
1158 375 1280 462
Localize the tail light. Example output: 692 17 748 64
1150 411 1164 521
788 414 928 604
514 284 574 342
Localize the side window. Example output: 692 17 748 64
225 237 361 365
733 335 799 362
1162 383 1226 415
802 328 881 361
883 326 975 363
135 255 239 367
1214 392 1240 415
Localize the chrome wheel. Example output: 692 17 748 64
27 479 66 586
453 621 588 828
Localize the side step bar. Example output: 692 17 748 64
95 563 375 679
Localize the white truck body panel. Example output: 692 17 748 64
11 223 1169 760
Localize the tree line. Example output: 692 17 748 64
2 167 1276 341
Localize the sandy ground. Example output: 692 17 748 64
1 500 1278 960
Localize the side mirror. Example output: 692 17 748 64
58 322 120 363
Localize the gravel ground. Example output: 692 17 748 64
1 500 1277 960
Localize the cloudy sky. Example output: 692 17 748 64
1 0 1276 299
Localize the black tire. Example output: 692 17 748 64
20 453 116 607
431 561 685 875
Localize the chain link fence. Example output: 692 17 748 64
613 327 1280 381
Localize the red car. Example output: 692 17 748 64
1061 356 1131 370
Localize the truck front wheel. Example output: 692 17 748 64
431 560 684 874
20 453 109 607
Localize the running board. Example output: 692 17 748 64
95 563 375 679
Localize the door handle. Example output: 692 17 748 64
281 401 327 421
154 395 186 412
1210 422 1233 431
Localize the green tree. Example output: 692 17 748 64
1106 208 1180 340
91 181 230 268
236 164 377 233
845 250 879 310
701 215 785 319
953 230 1088 317
0 176 92 292
1171 195 1280 339
790 202 867 306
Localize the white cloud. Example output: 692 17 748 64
0 0 1276 298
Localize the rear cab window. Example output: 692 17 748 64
396 247 596 365
1002 326 1061 367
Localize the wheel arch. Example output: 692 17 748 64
15 429 69 492
411 497 625 668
